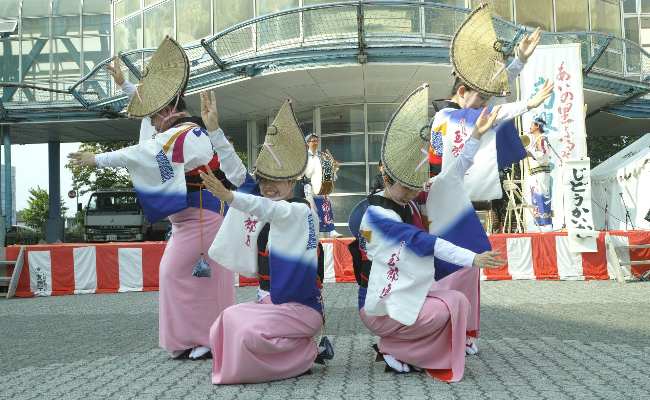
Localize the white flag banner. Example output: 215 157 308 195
563 159 597 253
519 44 588 231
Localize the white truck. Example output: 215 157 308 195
84 189 170 242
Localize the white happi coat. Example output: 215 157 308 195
361 138 484 326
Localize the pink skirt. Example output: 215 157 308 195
210 296 323 384
159 207 235 352
429 267 480 337
360 289 469 382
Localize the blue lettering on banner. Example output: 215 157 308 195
156 150 174 183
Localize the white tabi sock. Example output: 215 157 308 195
465 337 479 355
189 346 211 359
383 354 410 373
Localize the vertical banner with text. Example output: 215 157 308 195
563 159 597 252
519 44 588 233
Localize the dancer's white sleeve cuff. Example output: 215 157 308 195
433 238 476 267
95 150 128 168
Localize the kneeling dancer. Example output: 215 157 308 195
357 85 503 382
202 99 332 384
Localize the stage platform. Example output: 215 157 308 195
4 231 650 298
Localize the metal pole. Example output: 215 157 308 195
0 126 4 246
3 128 12 227
46 141 63 243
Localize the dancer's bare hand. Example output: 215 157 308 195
106 57 125 86
472 105 501 138
68 152 97 167
472 251 505 269
200 91 220 132
527 80 554 110
517 27 542 62
200 166 233 202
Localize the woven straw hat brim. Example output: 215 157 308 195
255 100 308 181
450 4 510 97
381 84 430 191
127 36 189 118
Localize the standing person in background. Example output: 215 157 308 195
69 37 247 361
302 133 342 237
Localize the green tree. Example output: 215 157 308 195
65 142 135 196
588 135 636 167
21 187 68 235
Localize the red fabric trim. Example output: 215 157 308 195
50 247 75 295
531 233 559 280
5 247 31 297
581 232 609 280
186 156 220 176
426 368 454 382
171 130 190 163
238 276 259 287
330 238 356 283
95 246 119 293
484 235 511 280
628 231 650 278
142 244 164 291
428 145 442 164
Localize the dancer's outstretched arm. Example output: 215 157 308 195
106 56 156 143
200 91 247 187
201 168 308 223
362 205 504 268
493 79 553 125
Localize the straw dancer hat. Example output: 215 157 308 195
381 84 431 190
254 99 308 181
450 3 510 96
127 36 189 117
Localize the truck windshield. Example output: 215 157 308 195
87 193 139 212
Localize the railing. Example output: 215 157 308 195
4 1 650 113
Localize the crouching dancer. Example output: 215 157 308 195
201 99 333 384
356 85 504 382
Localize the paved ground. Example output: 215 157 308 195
1 281 649 400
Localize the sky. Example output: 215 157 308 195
11 142 91 218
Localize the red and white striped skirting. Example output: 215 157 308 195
5 231 650 297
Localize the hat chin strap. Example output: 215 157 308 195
415 147 429 172
157 95 187 132
262 142 283 168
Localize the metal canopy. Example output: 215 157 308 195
1 1 649 143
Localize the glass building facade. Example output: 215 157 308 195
112 0 631 52
623 0 650 72
0 1 111 103
109 0 648 234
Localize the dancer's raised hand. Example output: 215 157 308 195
106 57 125 86
200 91 220 132
200 166 233 202
68 152 97 167
472 251 506 269
472 105 501 138
517 27 542 62
527 79 554 110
